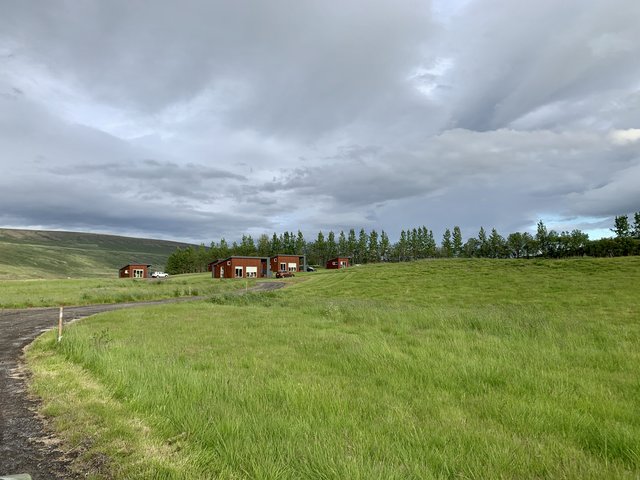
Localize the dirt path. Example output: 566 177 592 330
0 281 284 479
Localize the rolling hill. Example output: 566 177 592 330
0 228 194 279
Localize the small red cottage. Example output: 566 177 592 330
119 264 151 278
326 257 350 269
270 254 306 275
212 256 268 279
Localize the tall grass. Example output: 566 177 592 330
0 273 253 308
27 258 640 478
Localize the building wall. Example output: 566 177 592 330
119 264 149 278
326 257 350 269
213 258 267 278
270 255 301 273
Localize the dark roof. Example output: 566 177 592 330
119 263 152 268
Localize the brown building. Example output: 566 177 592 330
212 256 268 279
270 254 306 274
326 257 350 269
119 263 151 278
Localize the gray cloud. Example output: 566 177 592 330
0 0 639 244
441 0 640 131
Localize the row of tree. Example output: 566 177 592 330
165 213 640 274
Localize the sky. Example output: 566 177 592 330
1 0 639 244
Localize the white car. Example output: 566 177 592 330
151 271 169 278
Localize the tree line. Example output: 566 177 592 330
165 213 640 274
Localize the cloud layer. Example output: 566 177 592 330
1 0 639 242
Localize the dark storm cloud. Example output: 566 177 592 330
0 177 269 241
261 129 640 235
52 159 244 182
0 0 436 138
0 0 639 242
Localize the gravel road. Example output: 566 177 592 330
0 281 284 478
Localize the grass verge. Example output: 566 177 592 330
27 258 640 478
1 273 262 308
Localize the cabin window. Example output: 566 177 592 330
340 261 348 268
280 262 287 271
235 266 243 278
133 269 144 278
246 266 257 278
288 263 297 272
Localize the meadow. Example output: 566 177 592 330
0 273 252 308
0 228 190 279
27 258 640 479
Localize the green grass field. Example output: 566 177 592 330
0 228 191 279
27 258 640 479
0 273 254 308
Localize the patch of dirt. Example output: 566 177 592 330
0 281 285 478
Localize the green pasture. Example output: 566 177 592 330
27 258 640 479
0 228 190 279
0 273 251 308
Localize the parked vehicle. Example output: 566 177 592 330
275 271 295 278
151 271 169 278
306 266 316 272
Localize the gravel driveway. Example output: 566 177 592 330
0 282 284 479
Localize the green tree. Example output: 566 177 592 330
536 221 548 257
368 229 380 263
452 226 463 257
568 230 588 257
379 230 390 261
237 235 256 256
612 215 631 238
166 246 197 274
488 228 506 258
356 229 368 263
396 230 408 261
280 231 291 253
463 238 480 257
426 229 437 257
326 231 338 260
409 228 419 260
196 244 209 272
522 232 536 259
295 230 306 254
314 231 326 266
506 232 525 258
478 227 489 257
338 231 348 256
441 229 453 258
633 212 640 239
270 233 281 255
218 238 230 259
347 229 357 259
256 234 271 256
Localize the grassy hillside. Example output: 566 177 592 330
0 228 193 279
27 258 640 479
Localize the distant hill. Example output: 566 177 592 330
0 228 194 279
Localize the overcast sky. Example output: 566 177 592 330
1 0 638 244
